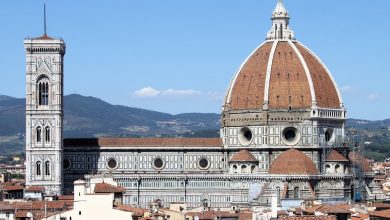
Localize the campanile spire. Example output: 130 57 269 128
266 0 295 40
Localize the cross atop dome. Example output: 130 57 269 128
266 0 295 40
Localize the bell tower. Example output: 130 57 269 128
24 14 65 195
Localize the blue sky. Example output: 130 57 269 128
0 1 389 120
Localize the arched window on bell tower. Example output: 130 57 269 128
36 161 41 176
293 187 300 199
38 77 49 106
45 126 50 143
45 161 50 176
36 127 42 143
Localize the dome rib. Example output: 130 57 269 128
223 40 343 111
289 41 317 107
225 41 273 110
268 41 312 109
296 42 343 108
263 40 278 109
224 41 270 109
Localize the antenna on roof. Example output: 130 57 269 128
44 4 47 35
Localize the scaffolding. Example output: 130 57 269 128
319 135 366 202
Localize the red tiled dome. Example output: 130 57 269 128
269 148 318 175
224 40 342 111
229 149 258 162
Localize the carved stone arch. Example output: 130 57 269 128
269 181 284 190
36 75 50 84
33 154 44 162
43 155 53 162
290 181 304 190
322 181 332 189
35 119 44 127
274 182 284 190
37 58 52 73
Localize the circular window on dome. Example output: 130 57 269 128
106 157 118 170
153 157 165 170
198 157 210 170
238 127 253 146
282 127 300 146
63 158 71 170
325 128 334 143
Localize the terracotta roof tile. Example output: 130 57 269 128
230 150 258 162
33 34 55 40
349 152 373 172
228 42 272 110
3 185 24 191
15 211 30 218
369 209 390 219
25 186 45 192
224 40 342 111
278 216 336 220
94 182 126 193
369 202 390 209
295 43 341 108
303 204 351 214
187 211 252 220
64 138 222 148
269 148 318 175
326 150 349 162
269 42 312 109
115 204 146 216
58 195 74 200
0 202 14 211
13 201 67 210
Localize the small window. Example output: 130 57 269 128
198 158 209 170
153 157 165 170
63 158 71 170
45 126 50 142
294 187 300 199
325 129 334 143
45 161 50 176
38 78 49 106
241 165 247 173
107 158 118 170
238 127 253 146
36 161 41 175
251 165 256 173
36 127 42 143
282 127 300 145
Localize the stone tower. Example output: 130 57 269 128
24 33 65 195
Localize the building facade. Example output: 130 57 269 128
24 34 65 195
25 0 384 208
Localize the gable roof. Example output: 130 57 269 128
304 204 351 214
94 182 126 193
230 150 258 162
326 150 348 162
64 138 223 148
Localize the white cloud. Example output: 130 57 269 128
366 93 380 101
207 91 225 102
340 85 354 92
161 89 201 96
134 87 160 97
133 87 201 98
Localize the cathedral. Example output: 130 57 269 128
24 1 383 209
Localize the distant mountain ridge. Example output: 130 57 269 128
0 94 389 159
0 94 220 138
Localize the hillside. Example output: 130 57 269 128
0 94 220 153
0 94 389 161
